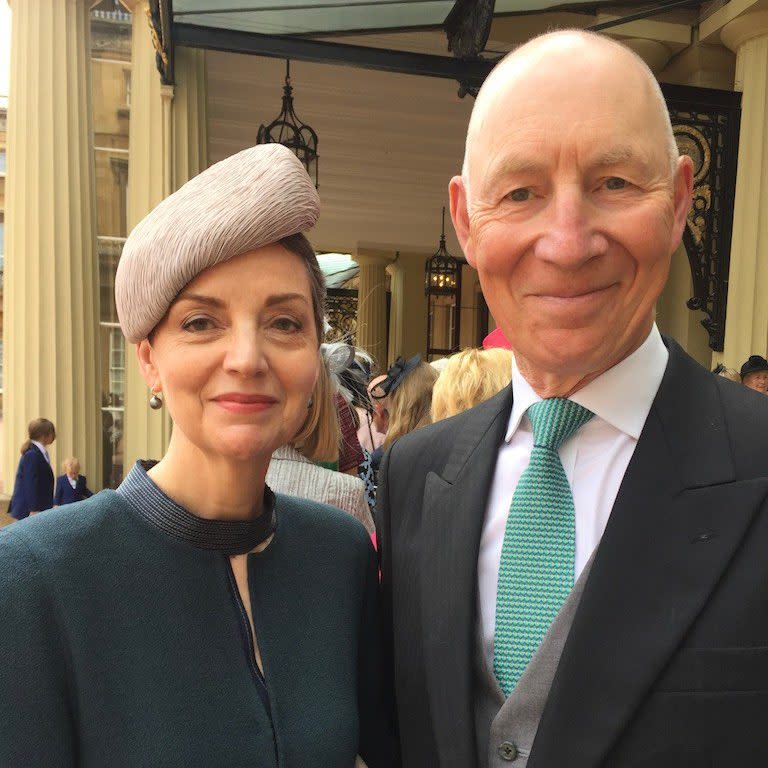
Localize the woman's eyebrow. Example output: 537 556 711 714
265 293 309 307
176 292 226 309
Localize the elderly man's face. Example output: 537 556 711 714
451 41 693 382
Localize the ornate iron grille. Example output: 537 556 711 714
326 288 358 345
664 84 741 352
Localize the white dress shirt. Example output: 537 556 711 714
31 440 51 465
478 325 669 670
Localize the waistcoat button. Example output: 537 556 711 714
498 741 518 761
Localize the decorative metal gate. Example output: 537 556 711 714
325 288 391 361
325 288 358 344
663 84 741 353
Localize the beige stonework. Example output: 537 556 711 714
714 10 768 368
121 2 208 473
355 250 392 367
2 0 102 493
387 250 430 365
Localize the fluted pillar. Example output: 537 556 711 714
2 0 101 492
122 0 172 468
355 250 391 367
121 2 208 472
173 46 208 187
716 11 768 368
386 258 404 366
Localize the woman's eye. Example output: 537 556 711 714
182 317 214 333
506 188 531 202
272 316 301 333
604 177 628 191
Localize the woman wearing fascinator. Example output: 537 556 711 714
369 354 439 472
0 145 394 768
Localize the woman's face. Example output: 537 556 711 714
138 245 320 463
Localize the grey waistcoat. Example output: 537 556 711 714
474 554 595 767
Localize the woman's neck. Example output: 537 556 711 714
147 435 270 522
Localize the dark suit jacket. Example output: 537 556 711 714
54 474 93 506
9 447 54 521
377 339 768 767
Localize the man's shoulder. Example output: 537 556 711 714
387 387 511 471
714 374 768 475
666 341 768 479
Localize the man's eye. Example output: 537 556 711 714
506 188 531 202
605 177 627 190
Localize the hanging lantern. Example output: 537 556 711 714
257 60 319 188
425 207 462 359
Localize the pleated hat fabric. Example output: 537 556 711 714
115 143 320 343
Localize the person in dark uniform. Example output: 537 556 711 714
0 145 394 768
8 417 56 520
54 457 94 506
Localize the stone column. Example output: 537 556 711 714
173 46 208 187
386 258 404 366
656 245 712 369
2 0 102 492
716 11 768 368
355 250 390 367
121 2 208 472
122 0 172 468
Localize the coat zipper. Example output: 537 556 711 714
224 557 280 765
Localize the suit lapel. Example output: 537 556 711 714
530 342 768 767
420 387 512 768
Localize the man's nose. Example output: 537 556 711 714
533 187 608 267
222 326 268 377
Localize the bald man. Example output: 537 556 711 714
377 31 768 768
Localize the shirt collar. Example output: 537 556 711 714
31 440 50 461
117 460 276 555
506 324 668 442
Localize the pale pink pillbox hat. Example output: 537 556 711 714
115 143 320 343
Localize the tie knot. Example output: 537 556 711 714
527 398 593 451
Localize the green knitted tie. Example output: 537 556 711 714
493 397 593 697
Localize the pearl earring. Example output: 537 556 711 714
149 392 163 410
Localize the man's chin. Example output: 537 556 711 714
516 329 617 377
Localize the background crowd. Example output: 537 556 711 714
8 343 766 527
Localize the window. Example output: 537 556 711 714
0 149 6 175
109 327 125 398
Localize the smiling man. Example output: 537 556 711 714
377 31 768 768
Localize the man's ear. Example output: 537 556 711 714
671 154 694 246
449 175 475 267
136 339 160 392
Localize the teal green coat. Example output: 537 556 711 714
0 486 393 767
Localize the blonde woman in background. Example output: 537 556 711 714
371 355 438 449
266 351 374 532
431 348 514 421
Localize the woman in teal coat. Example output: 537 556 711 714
0 145 394 768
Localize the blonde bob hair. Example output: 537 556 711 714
62 457 81 476
431 348 513 422
382 361 438 449
292 353 341 464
